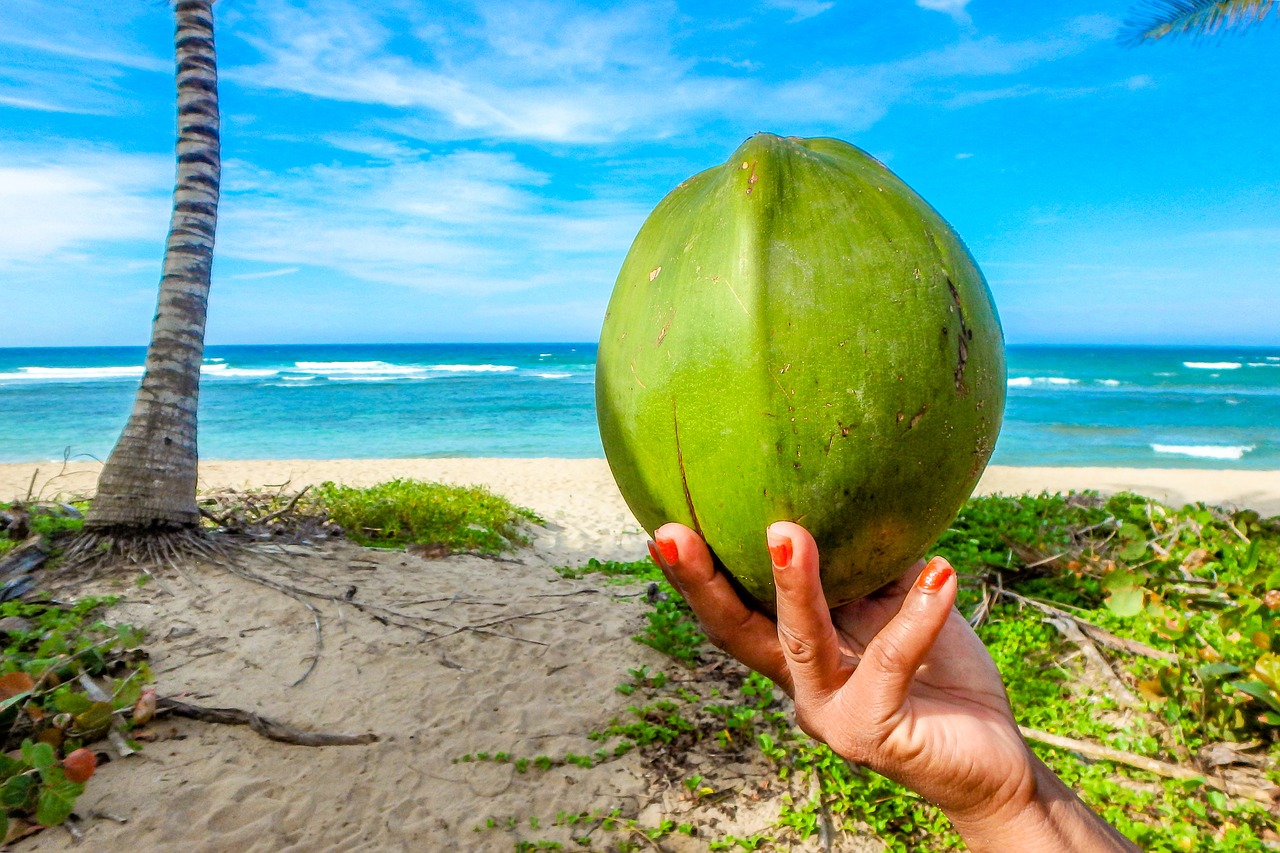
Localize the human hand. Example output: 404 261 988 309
649 521 1137 852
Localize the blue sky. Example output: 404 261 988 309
1 0 1277 347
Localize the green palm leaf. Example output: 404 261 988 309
1124 0 1276 43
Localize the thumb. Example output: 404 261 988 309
855 557 957 713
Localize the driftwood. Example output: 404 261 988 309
1020 726 1279 805
156 697 377 747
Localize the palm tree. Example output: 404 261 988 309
77 0 220 555
1124 0 1275 42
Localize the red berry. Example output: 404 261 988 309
62 748 96 783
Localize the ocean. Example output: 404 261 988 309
0 343 1277 469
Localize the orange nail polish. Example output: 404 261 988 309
647 540 667 569
655 537 679 566
917 558 953 593
767 533 792 569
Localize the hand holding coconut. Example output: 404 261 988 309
606 134 1135 848
649 523 1138 853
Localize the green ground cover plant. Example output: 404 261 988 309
305 479 542 553
0 594 150 843
477 492 1280 852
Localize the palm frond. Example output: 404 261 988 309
1122 0 1276 43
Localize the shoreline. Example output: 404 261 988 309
3 459 1278 519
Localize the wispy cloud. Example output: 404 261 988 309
230 0 726 143
764 0 836 23
0 0 168 114
226 3 1123 145
226 267 301 280
0 149 170 266
216 147 648 298
916 0 972 26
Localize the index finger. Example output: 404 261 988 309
652 523 791 688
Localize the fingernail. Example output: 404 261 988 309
655 537 679 566
647 540 667 569
917 557 954 594
766 528 792 569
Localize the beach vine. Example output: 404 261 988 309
469 492 1279 852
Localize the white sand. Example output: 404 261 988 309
3 458 1278 524
3 459 1277 851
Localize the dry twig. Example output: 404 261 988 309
1019 726 1279 805
1043 616 1143 710
156 697 377 746
998 588 1178 663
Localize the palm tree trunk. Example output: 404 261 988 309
85 0 220 531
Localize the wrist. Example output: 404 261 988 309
943 754 1137 853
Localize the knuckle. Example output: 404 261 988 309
699 624 730 651
870 625 911 667
777 625 820 666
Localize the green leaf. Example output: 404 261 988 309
1195 662 1243 681
1117 521 1144 541
0 754 24 782
0 690 33 715
1104 586 1145 617
70 702 114 740
1117 539 1148 562
19 741 55 772
34 777 83 826
51 691 94 715
1228 680 1280 713
1 773 36 809
1252 653 1280 690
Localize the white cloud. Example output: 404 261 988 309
0 149 170 266
916 0 971 25
226 267 301 280
215 149 649 299
230 0 729 143
764 0 836 23
225 3 1122 145
0 0 168 114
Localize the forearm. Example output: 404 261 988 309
944 755 1138 853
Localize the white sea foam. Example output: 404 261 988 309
1151 443 1255 460
0 365 144 381
535 372 573 379
1247 362 1280 368
427 364 517 373
294 360 424 375
1097 379 1121 386
1007 376 1080 388
201 364 278 378
1184 361 1241 369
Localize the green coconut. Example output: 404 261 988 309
596 133 1005 610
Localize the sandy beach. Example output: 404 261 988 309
3 458 1279 523
3 459 1278 851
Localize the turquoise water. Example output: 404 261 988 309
0 344 1277 468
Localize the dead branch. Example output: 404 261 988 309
1042 616 1143 709
998 588 1178 663
156 697 376 746
1019 726 1279 805
254 485 313 526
